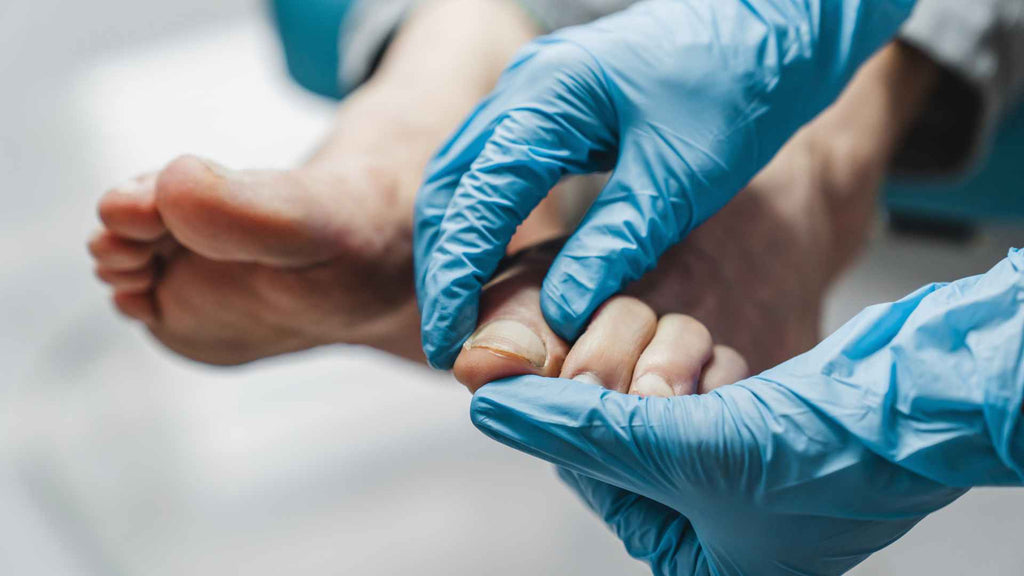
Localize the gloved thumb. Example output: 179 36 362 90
470 375 736 507
557 467 710 575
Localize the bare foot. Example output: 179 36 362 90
90 110 564 365
91 151 417 363
89 0 546 365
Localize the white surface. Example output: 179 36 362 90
2 3 1024 575
1 8 640 576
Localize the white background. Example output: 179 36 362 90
2 1 1023 574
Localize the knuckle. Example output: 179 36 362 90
712 345 750 377
601 295 658 326
660 314 713 347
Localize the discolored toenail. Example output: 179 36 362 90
631 373 673 398
465 319 547 368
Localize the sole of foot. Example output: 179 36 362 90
91 154 567 365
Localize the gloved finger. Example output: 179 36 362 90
413 72 534 241
411 43 553 315
413 92 518 305
557 467 709 576
539 142 700 342
417 110 610 368
471 374 740 508
413 126 514 368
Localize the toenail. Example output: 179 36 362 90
632 373 674 398
195 156 231 177
572 372 604 387
111 178 146 195
465 320 547 368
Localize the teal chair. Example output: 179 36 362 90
887 104 1024 224
269 0 355 100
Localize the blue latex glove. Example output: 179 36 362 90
414 0 917 368
471 249 1024 575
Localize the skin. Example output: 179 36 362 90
453 43 940 395
90 0 547 364
90 0 938 392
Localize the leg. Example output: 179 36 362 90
89 0 547 364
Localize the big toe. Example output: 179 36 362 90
98 173 165 241
454 246 570 393
154 155 347 266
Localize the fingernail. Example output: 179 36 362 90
631 373 673 398
465 320 547 368
572 372 603 387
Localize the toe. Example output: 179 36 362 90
154 155 349 266
559 296 658 394
630 315 714 397
96 265 156 293
98 173 166 241
698 345 750 394
112 291 157 324
454 247 569 393
88 230 157 270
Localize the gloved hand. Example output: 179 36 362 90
414 0 917 368
470 249 1024 575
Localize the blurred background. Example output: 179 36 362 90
2 1 1024 574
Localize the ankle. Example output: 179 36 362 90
373 0 540 96
349 0 538 142
803 43 940 283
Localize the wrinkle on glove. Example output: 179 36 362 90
414 0 918 369
471 249 1024 575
